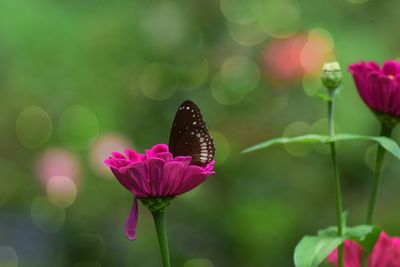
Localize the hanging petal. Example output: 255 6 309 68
125 197 139 241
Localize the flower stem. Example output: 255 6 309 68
151 210 171 267
328 91 344 267
366 124 393 224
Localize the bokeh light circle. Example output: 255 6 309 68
16 106 52 149
139 62 179 100
256 0 300 38
46 176 77 208
211 55 260 105
31 197 66 233
184 258 214 267
227 22 267 46
210 131 231 165
283 121 311 157
58 106 99 151
211 74 246 105
37 148 81 185
365 145 391 171
220 56 260 94
311 119 334 154
141 1 187 48
178 58 209 90
0 247 18 267
89 132 132 177
220 0 256 25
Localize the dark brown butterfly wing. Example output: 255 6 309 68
169 100 215 166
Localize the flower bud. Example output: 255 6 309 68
322 62 342 90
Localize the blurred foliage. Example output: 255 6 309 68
1 0 400 266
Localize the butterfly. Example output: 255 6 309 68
169 100 215 166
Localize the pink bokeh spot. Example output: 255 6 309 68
263 31 333 86
36 148 81 186
104 144 215 240
263 35 307 83
46 176 77 208
90 132 132 177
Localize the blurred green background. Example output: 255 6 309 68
1 0 400 266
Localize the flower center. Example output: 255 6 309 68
388 74 395 80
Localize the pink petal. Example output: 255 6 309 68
348 60 400 118
175 173 208 195
173 156 192 168
378 75 395 113
124 149 144 162
366 61 380 71
162 161 185 196
174 164 214 195
383 60 399 76
369 232 393 267
110 167 138 193
146 157 165 196
327 240 362 267
111 152 126 159
125 198 138 241
204 160 215 172
146 144 169 157
122 162 150 197
104 158 131 168
153 152 173 161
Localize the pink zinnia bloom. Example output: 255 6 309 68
327 232 400 267
348 60 400 119
104 144 215 240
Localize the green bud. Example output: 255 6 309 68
322 62 342 90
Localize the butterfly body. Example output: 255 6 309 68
169 100 215 166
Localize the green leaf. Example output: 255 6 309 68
318 225 381 253
316 93 332 102
294 235 346 267
294 224 381 267
242 133 400 160
342 225 381 253
242 134 330 153
317 226 337 237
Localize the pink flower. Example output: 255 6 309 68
348 60 400 120
327 232 400 267
104 144 215 240
327 240 362 267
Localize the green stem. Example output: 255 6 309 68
366 124 393 224
328 91 344 267
151 210 171 267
